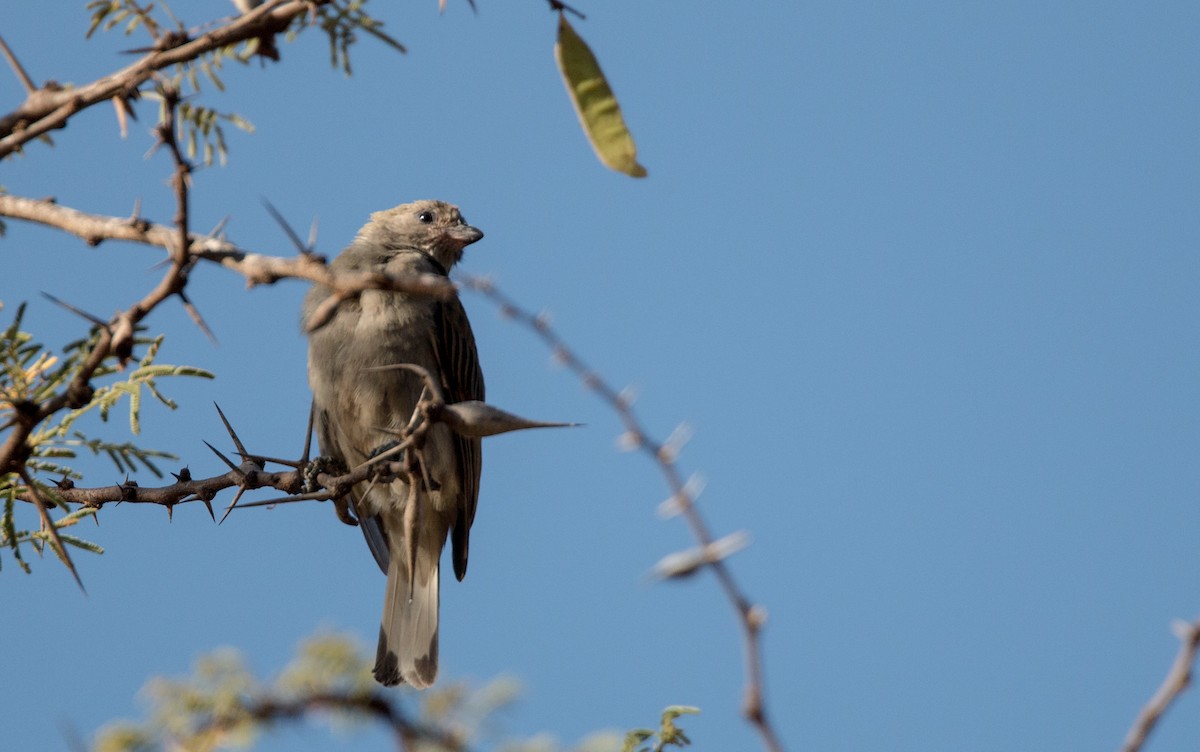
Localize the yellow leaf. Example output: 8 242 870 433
554 15 647 178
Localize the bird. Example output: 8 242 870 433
303 200 484 688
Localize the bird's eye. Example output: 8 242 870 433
417 211 435 224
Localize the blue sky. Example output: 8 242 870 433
3 1 1199 750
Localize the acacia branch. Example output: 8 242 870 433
460 275 785 752
0 194 455 300
0 88 198 478
0 0 315 157
1122 618 1200 752
13 375 564 516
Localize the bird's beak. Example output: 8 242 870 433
447 224 484 248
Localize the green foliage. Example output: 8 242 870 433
621 706 699 752
0 490 102 574
84 0 407 163
86 0 255 165
183 102 254 167
85 1 639 177
93 634 503 751
0 303 211 574
38 332 214 440
311 0 407 75
85 0 172 40
89 632 694 752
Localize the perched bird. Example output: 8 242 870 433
303 200 485 688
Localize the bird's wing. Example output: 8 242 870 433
315 399 392 575
358 506 391 574
432 293 484 581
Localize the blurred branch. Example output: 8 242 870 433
93 634 483 752
460 275 785 752
207 690 464 751
96 632 676 751
1122 618 1200 752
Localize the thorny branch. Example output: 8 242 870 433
11 367 564 518
2 3 786 750
459 275 785 752
0 0 313 158
1122 618 1200 752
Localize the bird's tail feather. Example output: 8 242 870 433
374 544 440 688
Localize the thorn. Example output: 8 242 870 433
212 402 250 460
307 216 319 253
616 430 644 452
232 490 331 510
112 95 130 138
652 531 752 581
200 497 216 522
660 421 696 464
359 473 379 498
658 474 706 519
241 453 304 468
22 470 86 594
403 482 419 600
0 35 36 94
118 478 138 501
180 291 218 345
166 501 174 522
40 292 107 327
218 485 247 525
439 400 581 438
351 439 408 473
302 401 316 464
209 215 230 239
203 440 242 475
261 198 310 254
615 384 640 409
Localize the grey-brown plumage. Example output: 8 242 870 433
303 200 484 688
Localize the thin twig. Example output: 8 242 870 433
1122 618 1200 752
546 0 587 20
0 0 311 157
460 274 785 752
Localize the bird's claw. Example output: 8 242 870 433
302 454 346 494
368 440 403 461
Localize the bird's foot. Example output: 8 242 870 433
368 440 403 463
301 454 346 494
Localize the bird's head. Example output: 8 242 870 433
362 200 484 270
